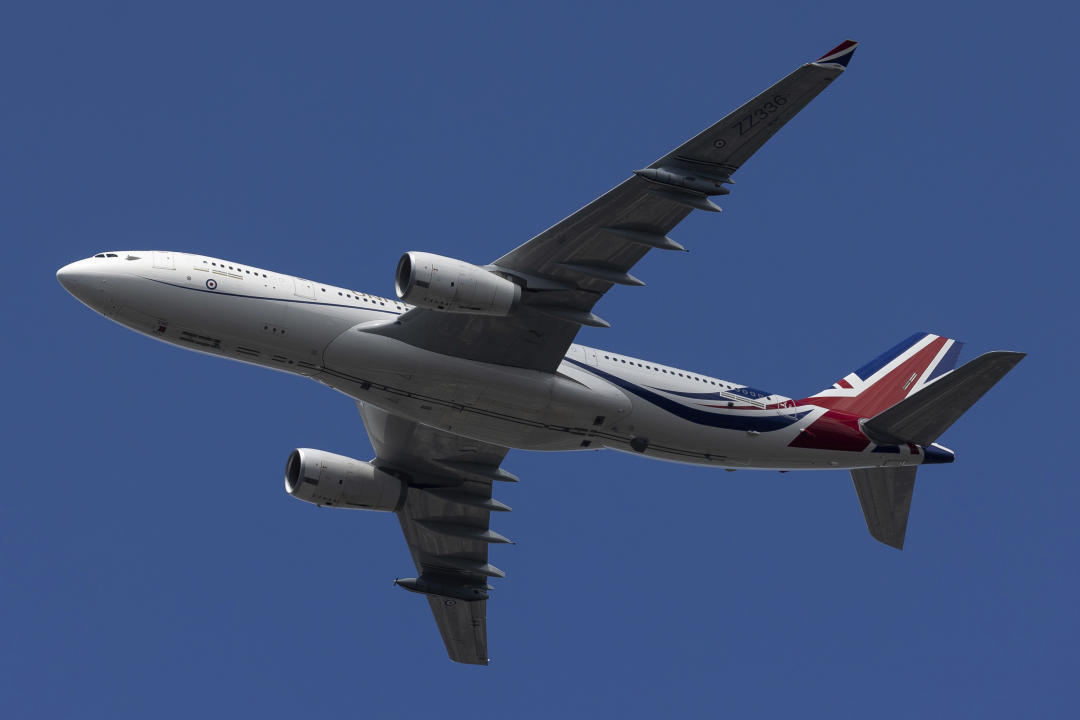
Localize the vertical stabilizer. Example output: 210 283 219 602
861 351 1025 446
808 333 964 418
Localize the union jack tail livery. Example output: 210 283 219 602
807 332 964 418
802 333 1023 549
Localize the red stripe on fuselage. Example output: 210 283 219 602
788 409 869 452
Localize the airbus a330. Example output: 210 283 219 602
57 41 1023 664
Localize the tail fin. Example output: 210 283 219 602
809 332 965 417
845 346 1024 551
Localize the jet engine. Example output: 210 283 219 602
394 251 520 316
284 448 406 511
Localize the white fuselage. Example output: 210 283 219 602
57 251 927 471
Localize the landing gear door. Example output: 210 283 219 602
152 251 175 270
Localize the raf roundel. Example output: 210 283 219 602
206 278 217 290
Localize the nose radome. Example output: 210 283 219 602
57 258 110 305
56 261 85 293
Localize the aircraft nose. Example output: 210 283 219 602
57 258 112 309
56 261 81 292
57 259 95 295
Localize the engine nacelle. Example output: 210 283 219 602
394 251 520 316
284 448 406 511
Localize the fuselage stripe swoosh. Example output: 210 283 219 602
564 358 809 432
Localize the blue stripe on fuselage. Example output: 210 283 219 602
654 385 774 401
565 358 808 432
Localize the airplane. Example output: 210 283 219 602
56 40 1024 665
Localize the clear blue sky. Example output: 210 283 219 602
5 2 1077 717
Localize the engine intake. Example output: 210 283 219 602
284 448 406 511
395 251 520 316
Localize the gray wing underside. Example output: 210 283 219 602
851 466 917 550
358 402 512 665
424 594 487 666
492 55 850 274
370 53 852 372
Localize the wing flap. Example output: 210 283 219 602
494 182 691 292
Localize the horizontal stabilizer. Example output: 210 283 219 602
862 351 1025 446
851 466 917 549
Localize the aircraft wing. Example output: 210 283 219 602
371 40 858 373
357 402 514 665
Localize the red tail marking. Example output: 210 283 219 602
788 410 868 452
801 337 949 418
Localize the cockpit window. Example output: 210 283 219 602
106 253 118 257
94 254 105 258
